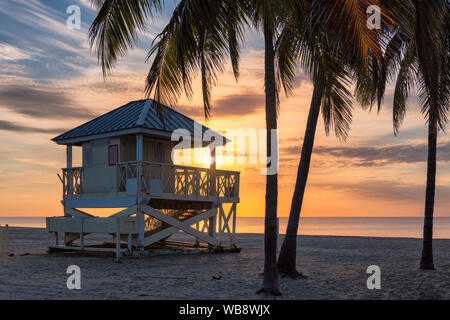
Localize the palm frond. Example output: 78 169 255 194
392 38 418 135
309 0 398 65
413 0 443 125
145 0 245 119
317 46 354 141
88 0 161 76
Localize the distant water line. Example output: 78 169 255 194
1 216 450 239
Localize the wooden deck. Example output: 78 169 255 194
61 161 239 207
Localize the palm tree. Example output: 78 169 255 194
276 13 352 277
249 0 284 296
375 0 449 270
276 0 400 277
89 0 284 295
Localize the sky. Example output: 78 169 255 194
0 0 449 218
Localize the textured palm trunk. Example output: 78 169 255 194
420 118 436 270
257 23 280 296
277 84 323 276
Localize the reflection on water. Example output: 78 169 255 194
1 216 450 239
237 217 450 239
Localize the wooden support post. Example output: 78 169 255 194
66 144 73 195
66 144 73 168
218 205 222 245
136 134 145 250
116 218 121 262
208 146 217 249
128 234 132 252
137 204 145 249
195 222 200 246
232 203 237 246
136 134 144 196
208 209 217 250
55 232 59 246
136 134 143 162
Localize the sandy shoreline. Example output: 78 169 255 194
0 227 448 299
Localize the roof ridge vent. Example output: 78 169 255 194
137 100 152 126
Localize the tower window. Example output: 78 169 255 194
108 144 119 166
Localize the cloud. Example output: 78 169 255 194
292 72 311 89
175 105 204 118
0 43 35 61
0 120 67 134
316 143 450 165
281 145 301 155
282 142 450 166
0 85 96 119
212 92 264 117
310 179 450 204
175 91 265 119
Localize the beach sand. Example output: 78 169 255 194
0 227 448 299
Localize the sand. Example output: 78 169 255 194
0 227 448 299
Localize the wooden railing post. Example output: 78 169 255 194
184 168 188 196
67 170 73 196
79 168 83 194
115 161 239 200
210 148 216 197
236 173 240 198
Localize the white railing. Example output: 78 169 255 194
62 167 83 196
118 161 240 199
61 162 239 200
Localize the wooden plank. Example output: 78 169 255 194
47 217 138 234
64 232 84 243
220 205 233 235
65 198 137 209
179 207 218 225
48 245 128 253
109 205 137 218
64 207 93 218
143 207 212 243
141 226 177 247
142 205 217 246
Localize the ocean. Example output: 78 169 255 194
1 216 450 239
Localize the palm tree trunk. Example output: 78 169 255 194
257 23 281 296
277 83 323 276
420 118 436 270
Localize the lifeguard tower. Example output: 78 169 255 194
46 99 240 259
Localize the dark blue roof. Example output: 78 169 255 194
53 99 223 142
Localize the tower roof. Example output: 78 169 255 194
52 99 225 145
